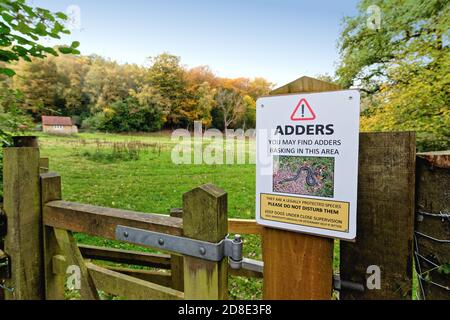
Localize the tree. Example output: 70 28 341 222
13 57 62 118
337 0 449 151
55 55 91 117
193 82 216 127
337 0 449 93
214 88 246 130
84 97 165 133
84 58 138 113
0 0 80 77
246 77 274 100
147 53 189 127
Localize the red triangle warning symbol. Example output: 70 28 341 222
291 99 316 121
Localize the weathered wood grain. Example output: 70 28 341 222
78 244 171 269
183 184 228 300
41 173 65 300
53 228 100 300
229 219 262 235
168 209 266 235
43 201 183 239
415 152 450 300
85 262 183 300
3 143 43 300
340 132 416 300
101 265 172 288
39 157 49 174
170 208 184 291
270 76 341 96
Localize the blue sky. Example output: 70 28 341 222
33 0 359 86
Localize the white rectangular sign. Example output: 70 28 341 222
256 90 360 240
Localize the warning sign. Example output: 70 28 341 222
256 90 360 240
291 99 316 121
260 194 349 232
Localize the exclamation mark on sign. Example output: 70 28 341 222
301 104 305 118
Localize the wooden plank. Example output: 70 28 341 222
0 211 4 300
85 262 183 300
43 200 183 240
101 265 172 288
41 173 65 300
170 208 184 291
53 228 100 300
417 151 450 169
170 208 263 235
415 152 450 300
39 157 49 174
3 138 43 300
52 255 68 276
263 77 335 300
183 184 228 300
78 244 171 269
340 132 416 299
229 219 262 235
270 76 341 96
230 266 263 279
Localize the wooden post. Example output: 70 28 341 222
263 77 339 300
41 173 99 300
0 209 5 300
3 136 43 300
183 184 228 300
340 132 416 299
41 173 65 300
415 152 450 300
39 157 49 174
170 208 184 291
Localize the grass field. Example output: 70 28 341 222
38 131 265 299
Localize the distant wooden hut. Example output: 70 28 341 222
42 116 78 134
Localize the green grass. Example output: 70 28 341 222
38 132 261 299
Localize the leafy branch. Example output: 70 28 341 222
0 0 80 77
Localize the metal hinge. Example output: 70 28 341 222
333 275 365 292
116 226 243 269
0 250 11 280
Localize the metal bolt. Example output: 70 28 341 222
234 234 242 243
199 247 206 255
123 232 129 238
349 96 353 100
261 104 265 108
158 238 165 246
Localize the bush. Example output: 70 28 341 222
81 112 107 132
81 98 164 133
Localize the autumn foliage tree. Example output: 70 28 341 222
1 51 273 133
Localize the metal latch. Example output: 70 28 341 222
0 250 11 280
116 226 243 269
